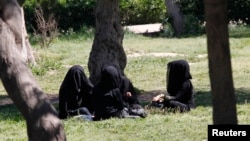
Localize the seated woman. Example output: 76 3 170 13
92 63 146 121
120 76 146 117
151 59 195 112
103 62 146 117
58 65 94 120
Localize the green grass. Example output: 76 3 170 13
0 26 250 140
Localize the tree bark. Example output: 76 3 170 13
0 1 66 140
88 0 127 86
0 19 66 141
0 0 36 64
165 0 184 37
21 6 36 64
204 0 237 124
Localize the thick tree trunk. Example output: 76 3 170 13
0 19 66 141
88 0 127 86
1 0 65 139
204 0 237 124
0 0 36 64
165 0 184 37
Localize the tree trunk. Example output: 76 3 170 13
165 0 184 37
0 0 36 64
0 19 66 141
21 6 36 64
88 0 127 86
0 1 66 140
204 0 237 124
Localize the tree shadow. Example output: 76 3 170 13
0 104 23 121
235 87 250 104
0 94 59 121
0 87 249 121
195 88 250 107
137 87 250 107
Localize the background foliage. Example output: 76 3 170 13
120 0 166 25
178 0 250 24
23 0 250 34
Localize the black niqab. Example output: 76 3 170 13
167 60 192 95
59 65 93 119
92 65 127 120
100 65 122 90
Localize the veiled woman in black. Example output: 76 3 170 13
120 76 146 117
58 65 94 120
93 63 146 120
152 60 195 112
92 65 129 120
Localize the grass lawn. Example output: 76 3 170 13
0 27 250 140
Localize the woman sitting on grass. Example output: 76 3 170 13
151 59 195 112
120 75 146 118
92 63 146 121
58 65 94 120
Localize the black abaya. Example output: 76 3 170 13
92 65 129 120
58 65 94 119
164 60 195 112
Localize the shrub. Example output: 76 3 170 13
160 18 175 38
33 6 59 48
120 0 167 25
183 14 204 36
24 0 96 32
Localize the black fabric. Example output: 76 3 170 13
120 75 146 117
120 76 140 105
58 65 94 119
101 62 141 106
100 65 122 91
128 104 147 118
93 63 147 120
164 60 195 112
93 65 128 121
167 59 192 95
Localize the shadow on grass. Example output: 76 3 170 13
0 87 249 121
0 102 60 121
0 104 23 121
138 87 250 108
0 94 59 121
195 87 250 107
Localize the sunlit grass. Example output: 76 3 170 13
0 25 250 140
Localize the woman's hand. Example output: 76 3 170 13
152 94 165 102
125 92 132 97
